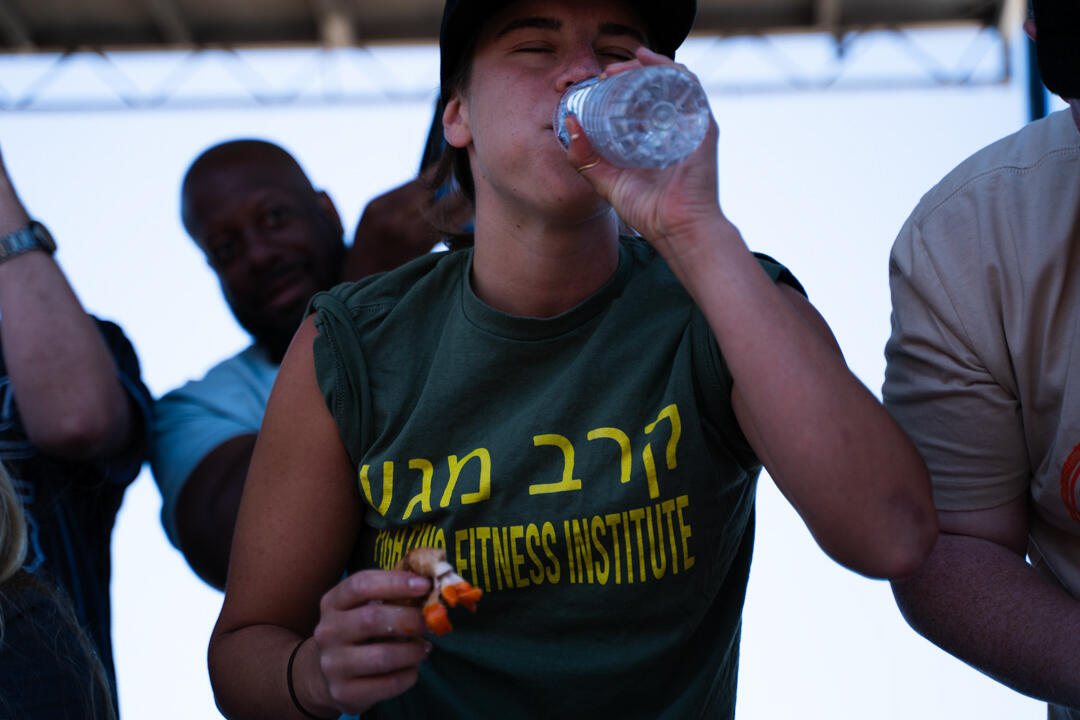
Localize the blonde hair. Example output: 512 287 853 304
0 462 116 719
0 460 27 646
0 460 27 587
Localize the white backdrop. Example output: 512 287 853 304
0 29 1057 719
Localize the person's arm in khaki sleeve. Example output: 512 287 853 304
0 149 132 461
885 227 1080 710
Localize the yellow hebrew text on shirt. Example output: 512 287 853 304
357 402 685 515
359 461 393 516
641 404 682 499
528 403 683 498
401 459 435 521
440 448 492 507
529 434 583 495
587 427 633 483
645 404 682 469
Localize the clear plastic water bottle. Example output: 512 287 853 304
553 65 710 169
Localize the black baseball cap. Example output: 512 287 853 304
1033 0 1080 98
439 0 698 102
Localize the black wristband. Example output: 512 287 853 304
287 638 333 720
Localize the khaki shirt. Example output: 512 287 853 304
883 109 1080 596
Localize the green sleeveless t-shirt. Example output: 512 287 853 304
309 236 803 719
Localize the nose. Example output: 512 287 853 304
556 48 603 92
241 227 285 270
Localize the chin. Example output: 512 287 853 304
235 309 304 355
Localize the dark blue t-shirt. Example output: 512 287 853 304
0 317 151 710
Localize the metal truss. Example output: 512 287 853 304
0 23 1012 113
689 24 1010 94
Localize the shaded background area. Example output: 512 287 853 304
0 0 1011 53
0 0 1018 110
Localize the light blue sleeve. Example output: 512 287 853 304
150 347 278 549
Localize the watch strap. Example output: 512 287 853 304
0 221 57 264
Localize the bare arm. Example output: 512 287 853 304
0 152 131 460
209 318 430 720
567 49 936 579
174 434 256 590
892 496 1080 708
722 276 936 578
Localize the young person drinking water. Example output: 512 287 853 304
209 1 937 717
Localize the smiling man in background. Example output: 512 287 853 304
151 139 461 590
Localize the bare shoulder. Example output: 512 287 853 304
222 313 360 628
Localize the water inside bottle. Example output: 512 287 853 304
553 65 709 169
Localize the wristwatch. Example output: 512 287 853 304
0 220 56 264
